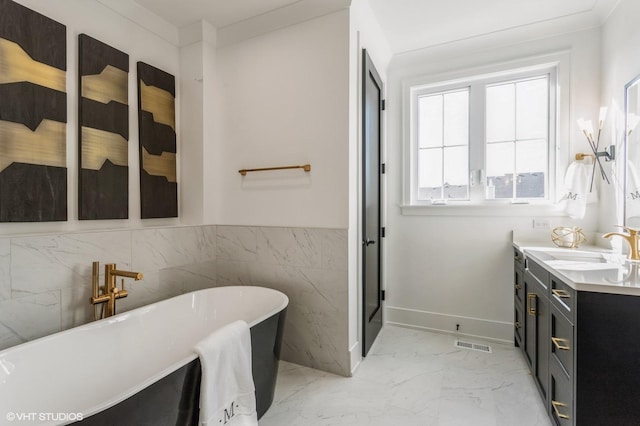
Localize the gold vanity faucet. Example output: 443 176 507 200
90 261 143 320
602 226 640 260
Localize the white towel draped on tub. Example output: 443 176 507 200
195 320 258 426
559 160 593 219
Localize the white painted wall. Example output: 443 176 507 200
385 28 602 342
180 40 204 225
348 0 391 371
179 21 217 225
207 5 392 372
11 0 633 369
3 0 181 235
599 0 640 233
202 32 219 223
209 10 351 229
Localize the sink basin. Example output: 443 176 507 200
542 249 606 260
545 259 620 271
548 254 606 263
525 248 626 271
542 250 624 271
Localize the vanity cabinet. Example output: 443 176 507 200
515 252 640 426
574 291 640 425
513 249 525 348
549 274 575 426
523 258 550 403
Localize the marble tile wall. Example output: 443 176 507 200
0 224 350 378
216 226 350 377
0 226 217 350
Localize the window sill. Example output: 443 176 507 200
399 203 567 217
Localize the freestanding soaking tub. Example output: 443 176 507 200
0 286 288 425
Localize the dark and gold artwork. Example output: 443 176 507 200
137 62 177 218
0 0 67 222
78 34 129 220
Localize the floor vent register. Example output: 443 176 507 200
454 340 492 353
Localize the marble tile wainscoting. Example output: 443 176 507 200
0 226 218 350
0 225 350 377
216 226 350 377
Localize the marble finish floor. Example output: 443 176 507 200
260 326 551 426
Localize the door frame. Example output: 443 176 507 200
361 48 384 357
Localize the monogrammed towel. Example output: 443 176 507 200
559 160 591 219
195 320 258 426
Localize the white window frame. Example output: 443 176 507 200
414 86 471 202
401 52 570 216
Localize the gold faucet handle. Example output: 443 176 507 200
115 278 129 300
619 226 640 235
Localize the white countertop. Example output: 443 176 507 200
514 237 640 297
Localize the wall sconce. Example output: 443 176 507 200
628 113 640 135
577 107 615 190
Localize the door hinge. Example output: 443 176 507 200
381 227 386 238
381 99 386 111
381 290 386 301
381 163 386 174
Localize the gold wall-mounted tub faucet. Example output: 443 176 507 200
90 261 143 320
602 226 640 261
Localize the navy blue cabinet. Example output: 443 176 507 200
516 253 640 426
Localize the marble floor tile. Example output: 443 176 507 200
260 326 551 426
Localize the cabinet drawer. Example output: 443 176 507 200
551 276 575 322
514 300 523 346
551 306 573 378
527 259 549 290
514 248 524 266
550 357 573 426
515 264 524 303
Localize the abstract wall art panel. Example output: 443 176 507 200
137 62 177 219
0 0 67 222
78 34 129 220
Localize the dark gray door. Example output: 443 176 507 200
362 49 383 357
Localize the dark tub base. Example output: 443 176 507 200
79 309 286 425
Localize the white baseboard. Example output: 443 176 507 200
349 341 361 376
385 306 513 345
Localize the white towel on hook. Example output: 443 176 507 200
195 320 258 426
559 160 591 219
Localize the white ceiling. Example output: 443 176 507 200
132 0 309 29
120 0 621 51
368 0 621 54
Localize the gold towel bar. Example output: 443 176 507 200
575 153 595 161
238 164 311 176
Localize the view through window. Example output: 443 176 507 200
411 68 553 204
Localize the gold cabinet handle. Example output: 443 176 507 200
515 284 523 290
552 400 570 420
527 293 537 315
552 289 571 299
551 337 571 351
515 321 522 329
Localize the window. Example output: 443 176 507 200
406 63 557 208
417 88 469 201
486 77 549 200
